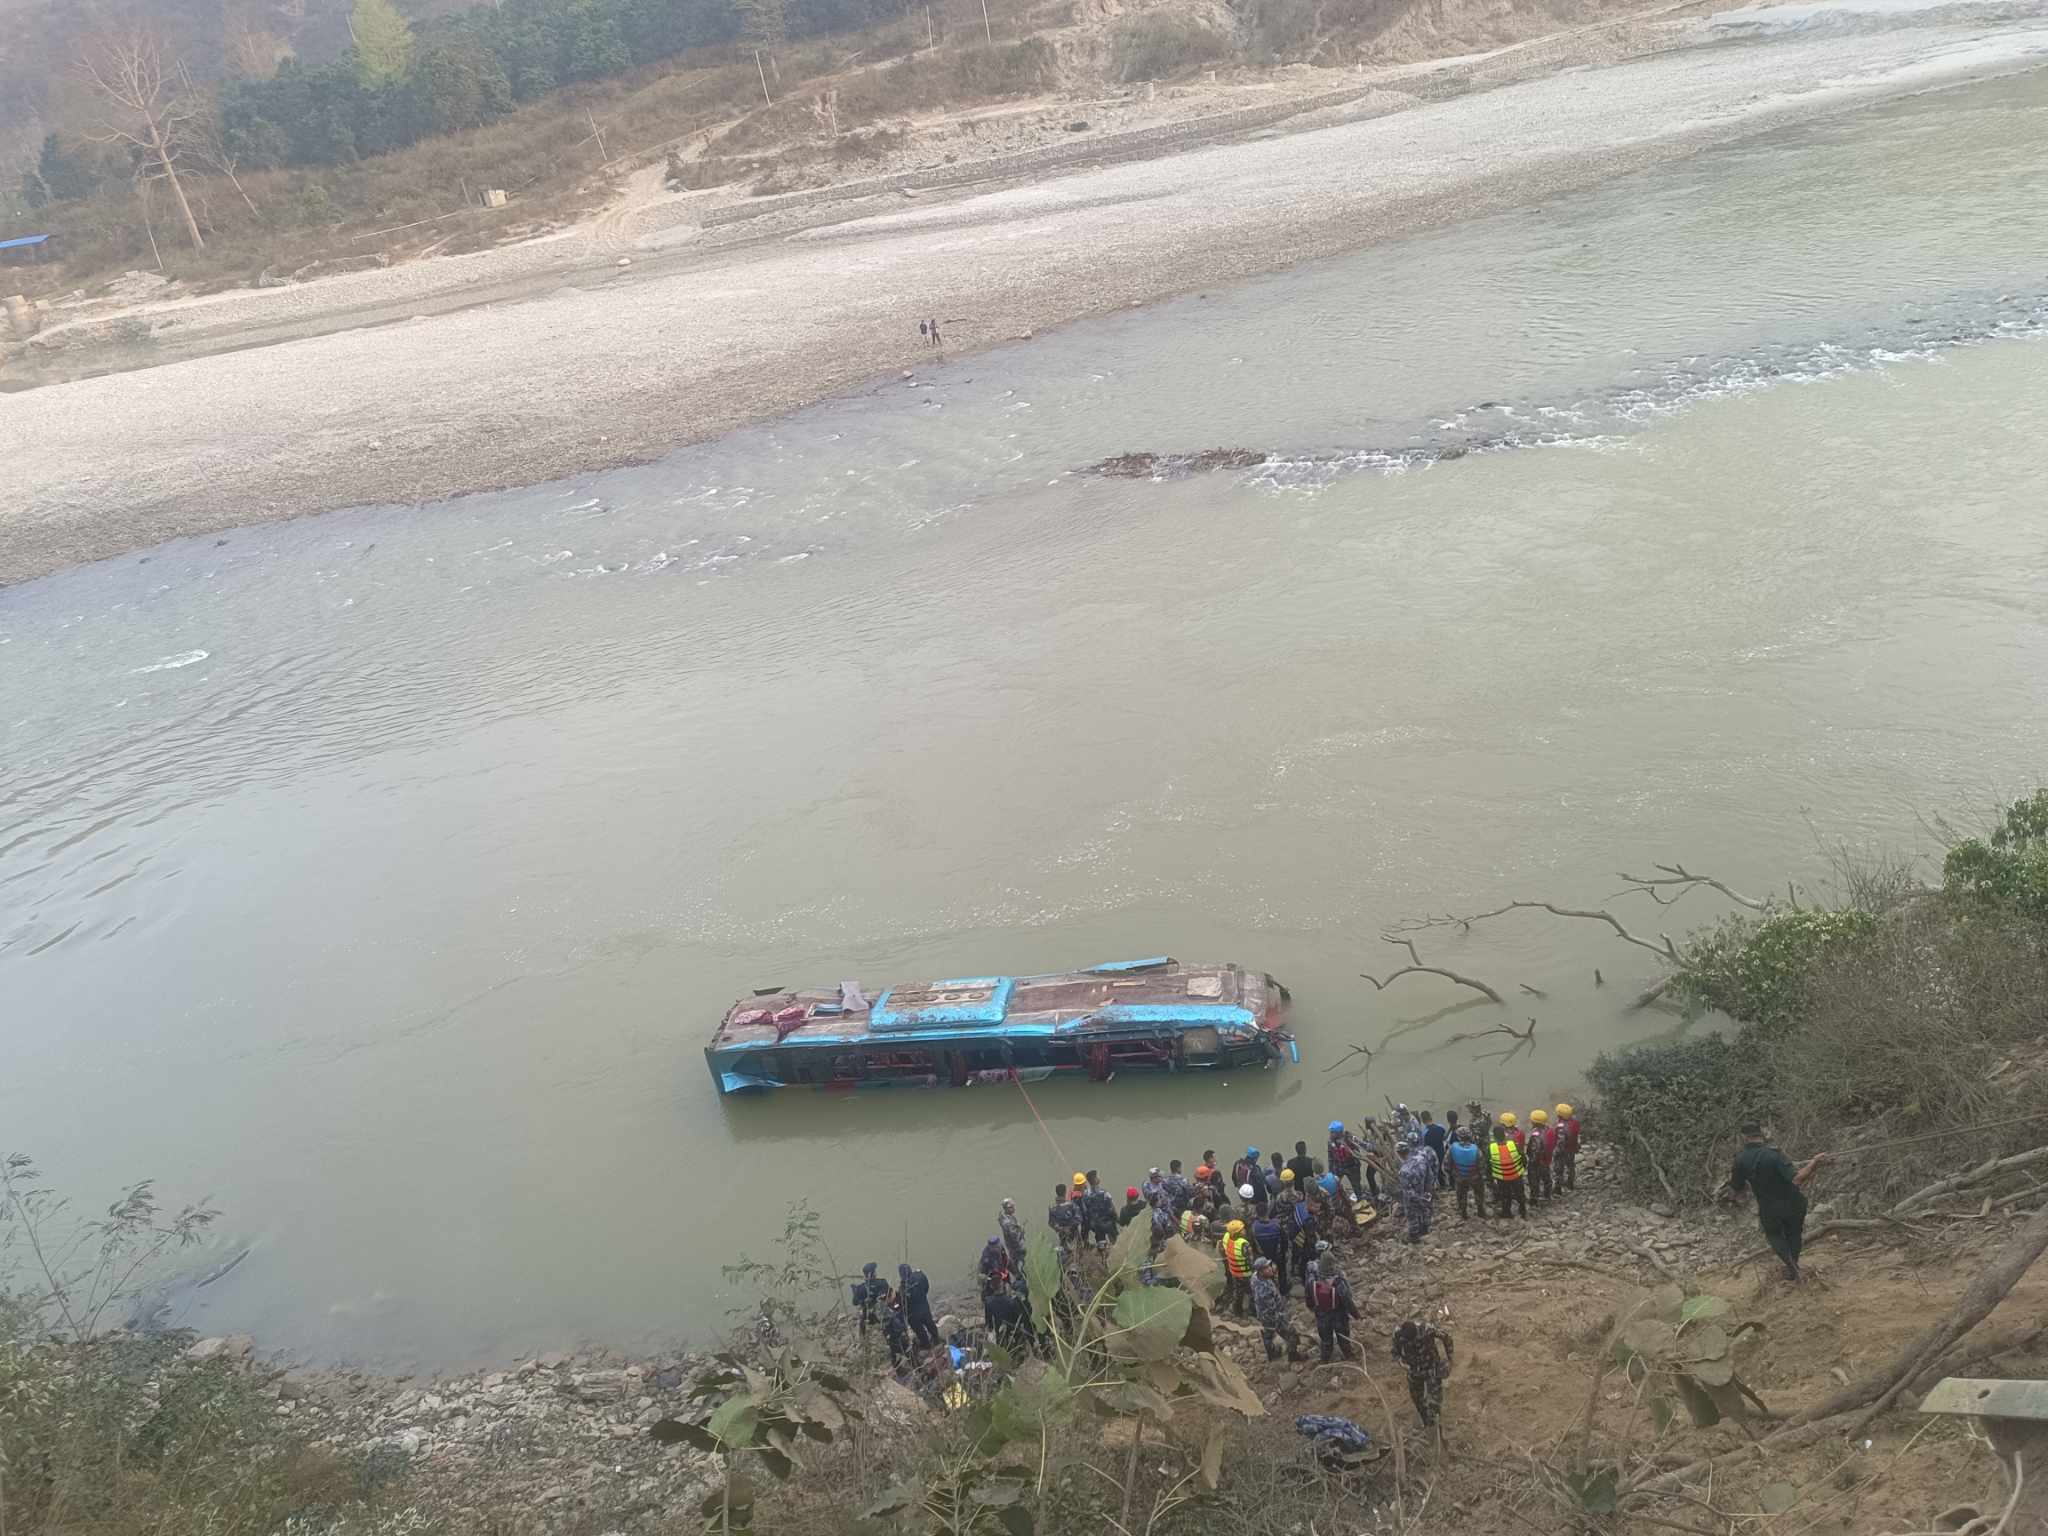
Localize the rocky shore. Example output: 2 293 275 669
156 1143 1769 1531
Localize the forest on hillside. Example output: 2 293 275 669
10 0 901 207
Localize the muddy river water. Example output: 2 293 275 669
4 68 2048 1366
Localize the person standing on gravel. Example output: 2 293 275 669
1252 1257 1304 1363
1725 1121 1829 1282
1398 1139 1438 1243
1392 1318 1454 1427
1448 1127 1487 1218
1489 1124 1529 1219
1555 1104 1582 1192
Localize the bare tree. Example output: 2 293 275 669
75 26 207 252
179 63 259 217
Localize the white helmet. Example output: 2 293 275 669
1239 1183 1256 1199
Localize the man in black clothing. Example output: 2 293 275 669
898 1262 939 1348
852 1262 889 1338
1420 1111 1449 1190
1725 1121 1829 1281
1286 1141 1319 1188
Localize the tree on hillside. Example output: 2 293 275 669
222 0 294 79
348 0 414 86
733 0 784 102
415 39 514 132
75 26 208 251
19 133 107 207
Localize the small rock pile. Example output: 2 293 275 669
179 1338 724 1530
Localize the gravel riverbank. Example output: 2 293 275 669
5 11 2046 587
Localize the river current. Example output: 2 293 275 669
4 67 2047 1366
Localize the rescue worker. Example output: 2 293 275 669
1526 1108 1555 1204
1392 1318 1454 1426
898 1261 939 1348
1119 1184 1149 1227
1286 1140 1318 1187
1251 1257 1304 1362
1398 1137 1437 1242
1498 1110 1523 1150
1048 1183 1082 1249
1219 1219 1253 1316
1148 1198 1174 1272
1725 1121 1829 1282
853 1261 890 1338
1489 1124 1529 1219
1466 1099 1494 1145
1288 1180 1321 1278
1355 1117 1384 1200
1178 1204 1208 1244
1304 1250 1360 1362
1083 1179 1120 1247
1199 1150 1229 1207
1447 1126 1487 1219
976 1238 1011 1328
1232 1148 1265 1215
1266 1150 1288 1206
1327 1121 1363 1198
1250 1201 1290 1296
882 1289 913 1369
1165 1159 1194 1214
1142 1167 1170 1210
985 1285 1031 1355
998 1198 1027 1268
1420 1110 1449 1190
1555 1104 1582 1192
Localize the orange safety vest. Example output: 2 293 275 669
1489 1139 1525 1181
1221 1235 1251 1278
1180 1209 1200 1241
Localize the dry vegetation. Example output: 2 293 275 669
5 0 1642 301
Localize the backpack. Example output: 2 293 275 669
1311 1278 1337 1313
1251 1217 1281 1247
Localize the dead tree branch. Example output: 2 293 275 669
1842 1198 2048 1438
1360 935 1504 1004
1631 1125 1682 1210
1392 902 1680 962
1612 864 1770 913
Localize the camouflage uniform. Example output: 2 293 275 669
1398 1146 1438 1242
998 1206 1028 1268
1392 1320 1454 1426
1251 1271 1304 1362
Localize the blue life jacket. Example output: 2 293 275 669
1449 1142 1481 1174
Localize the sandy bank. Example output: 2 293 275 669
4 14 2045 587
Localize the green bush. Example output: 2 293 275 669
1587 1035 1774 1203
1109 13 1231 81
1942 789 2048 919
1671 907 1876 1025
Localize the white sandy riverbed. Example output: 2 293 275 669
4 9 2046 585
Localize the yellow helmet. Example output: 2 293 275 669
1280 1168 1296 1183
1556 1103 1574 1119
1226 1220 1245 1235
1529 1109 1549 1126
1499 1111 1518 1127
1072 1173 1087 1188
